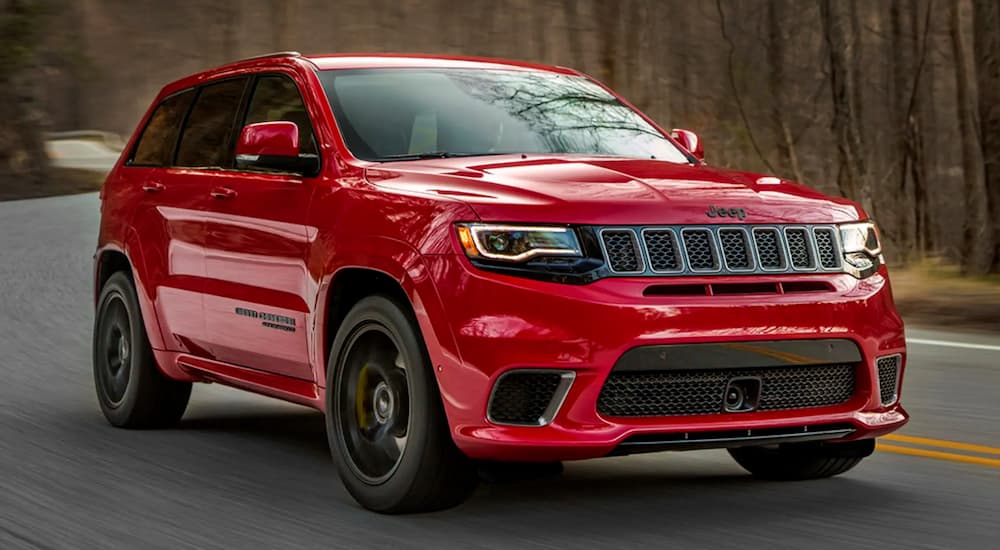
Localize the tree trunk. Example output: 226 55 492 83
562 0 585 71
597 0 620 89
625 0 649 110
973 0 1000 272
533 0 549 62
909 1 934 254
888 0 909 254
270 0 296 51
952 0 989 274
0 0 48 188
767 0 806 183
820 0 873 215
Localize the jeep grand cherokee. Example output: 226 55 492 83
93 52 907 513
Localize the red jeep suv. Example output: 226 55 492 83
94 52 907 513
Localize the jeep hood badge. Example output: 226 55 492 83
706 205 747 220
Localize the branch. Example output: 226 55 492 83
716 0 776 173
904 0 934 119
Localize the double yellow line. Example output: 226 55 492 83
878 434 1000 468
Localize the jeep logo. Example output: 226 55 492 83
706 205 747 220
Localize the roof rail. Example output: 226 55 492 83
239 51 302 62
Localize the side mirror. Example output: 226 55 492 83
670 128 704 162
235 121 318 175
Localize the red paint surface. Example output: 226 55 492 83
236 121 301 158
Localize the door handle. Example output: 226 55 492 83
142 181 165 193
210 187 237 200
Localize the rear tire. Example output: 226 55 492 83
728 439 874 480
326 295 477 513
93 271 191 428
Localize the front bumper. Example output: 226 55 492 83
423 254 908 461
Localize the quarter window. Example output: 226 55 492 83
244 75 318 156
131 89 194 166
176 78 247 168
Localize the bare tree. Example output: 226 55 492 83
951 0 989 274
718 0 775 174
0 0 48 188
561 0 585 71
596 0 619 89
973 0 1000 272
767 0 806 183
820 0 873 214
270 0 296 51
890 0 935 256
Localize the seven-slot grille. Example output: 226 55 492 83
599 225 842 276
597 363 856 417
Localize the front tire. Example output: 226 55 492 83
93 271 191 428
728 439 874 480
326 295 477 513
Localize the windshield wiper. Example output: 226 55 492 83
373 151 507 161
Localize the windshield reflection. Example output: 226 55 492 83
319 68 688 163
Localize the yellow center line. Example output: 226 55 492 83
882 434 1000 456
877 443 1000 469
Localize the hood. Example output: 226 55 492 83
364 155 863 225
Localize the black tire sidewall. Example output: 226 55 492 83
93 272 152 425
326 295 440 511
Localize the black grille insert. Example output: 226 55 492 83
785 228 815 269
753 228 785 269
643 229 681 272
814 228 839 269
488 371 564 425
718 228 752 269
598 364 856 417
876 355 901 405
601 230 642 272
682 229 719 271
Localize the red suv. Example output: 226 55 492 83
94 52 907 513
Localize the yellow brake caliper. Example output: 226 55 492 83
355 364 371 429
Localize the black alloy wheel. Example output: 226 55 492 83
337 324 411 484
327 295 477 513
94 271 191 428
96 293 133 407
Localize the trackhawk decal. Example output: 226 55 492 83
235 307 296 332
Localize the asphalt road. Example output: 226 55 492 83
1 193 998 549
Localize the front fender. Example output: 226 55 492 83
312 236 467 419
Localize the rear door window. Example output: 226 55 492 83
176 78 248 168
130 89 194 166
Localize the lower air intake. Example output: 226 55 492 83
876 355 901 405
488 371 573 426
598 364 856 417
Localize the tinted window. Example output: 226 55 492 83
318 68 688 163
244 75 318 156
176 78 247 168
131 89 194 166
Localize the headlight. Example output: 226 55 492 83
839 221 884 279
456 224 582 262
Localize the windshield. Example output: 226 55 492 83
318 68 690 163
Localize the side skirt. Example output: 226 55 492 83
171 352 324 411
